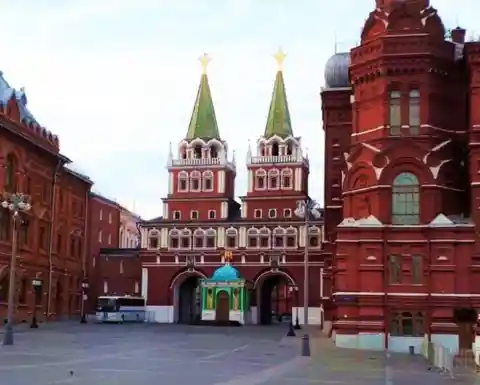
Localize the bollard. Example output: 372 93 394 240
409 345 415 355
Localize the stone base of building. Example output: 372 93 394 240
145 305 325 325
333 332 459 354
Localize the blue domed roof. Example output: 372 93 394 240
211 264 240 281
324 52 350 89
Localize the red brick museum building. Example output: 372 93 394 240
323 0 480 352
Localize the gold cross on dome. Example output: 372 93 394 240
199 53 211 74
273 48 287 71
224 251 233 262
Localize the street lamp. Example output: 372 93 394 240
289 285 301 330
295 198 322 357
1 193 31 346
30 278 42 328
80 279 89 324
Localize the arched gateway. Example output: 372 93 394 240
170 270 206 324
253 269 297 325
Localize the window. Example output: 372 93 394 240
39 225 47 249
286 235 296 247
190 210 199 220
271 142 279 156
191 171 201 191
70 236 76 257
226 234 237 248
57 233 62 253
108 213 112 224
99 209 103 220
149 233 159 248
107 233 112 245
0 209 9 241
274 235 283 247
98 230 103 243
206 234 215 248
18 217 29 247
269 170 279 189
178 172 188 192
281 169 293 189
248 236 257 247
18 278 27 304
389 91 401 135
412 255 422 284
195 233 204 248
388 255 401 284
173 211 181 220
208 210 216 219
284 209 292 218
268 209 277 218
389 311 424 336
256 170 266 190
203 171 213 192
254 209 262 219
4 153 16 192
181 236 190 248
391 172 420 225
259 229 270 248
408 89 420 135
309 236 319 247
170 237 179 248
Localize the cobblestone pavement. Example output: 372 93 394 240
0 322 474 385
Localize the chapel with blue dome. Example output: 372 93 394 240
199 253 248 325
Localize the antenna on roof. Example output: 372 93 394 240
334 33 338 54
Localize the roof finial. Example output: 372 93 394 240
199 53 211 74
273 48 286 71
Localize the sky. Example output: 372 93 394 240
0 0 477 219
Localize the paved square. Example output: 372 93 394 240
0 323 475 384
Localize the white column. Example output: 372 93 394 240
141 268 148 302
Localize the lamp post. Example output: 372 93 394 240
80 279 89 324
289 285 301 329
30 278 42 328
295 198 322 357
1 193 31 345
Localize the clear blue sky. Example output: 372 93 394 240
0 0 477 218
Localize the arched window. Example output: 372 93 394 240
281 169 293 189
259 228 270 248
148 230 160 249
286 227 297 247
392 172 420 225
209 145 218 158
247 228 259 248
180 229 191 248
389 91 401 136
194 229 204 248
273 227 285 248
205 229 216 248
4 153 16 192
178 171 188 192
190 171 201 192
193 145 202 158
225 228 238 248
308 226 321 247
256 170 266 190
271 142 279 156
169 230 180 249
203 171 213 192
286 141 294 156
408 89 420 135
268 169 280 190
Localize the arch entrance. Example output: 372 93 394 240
172 271 204 324
254 270 296 325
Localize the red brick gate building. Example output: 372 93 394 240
138 53 326 325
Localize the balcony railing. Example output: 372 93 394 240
168 157 235 169
248 154 307 164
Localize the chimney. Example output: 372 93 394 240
451 27 466 44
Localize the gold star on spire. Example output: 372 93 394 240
273 48 287 71
199 53 211 74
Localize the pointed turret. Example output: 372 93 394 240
264 49 293 139
185 53 220 141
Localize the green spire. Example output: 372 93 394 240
185 53 220 141
264 49 293 139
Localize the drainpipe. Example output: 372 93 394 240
82 188 89 313
46 160 62 321
383 228 388 351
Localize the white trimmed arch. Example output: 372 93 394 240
253 269 296 290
